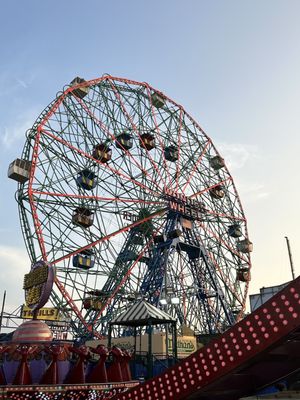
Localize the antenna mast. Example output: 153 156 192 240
285 236 295 280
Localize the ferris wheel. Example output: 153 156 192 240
9 75 252 339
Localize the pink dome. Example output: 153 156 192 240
12 320 53 342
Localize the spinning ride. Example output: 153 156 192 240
10 75 252 339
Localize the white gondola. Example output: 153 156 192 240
8 159 31 183
70 77 89 99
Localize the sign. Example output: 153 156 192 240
23 260 54 311
167 337 196 355
121 211 138 222
47 320 71 340
163 188 206 220
21 305 60 321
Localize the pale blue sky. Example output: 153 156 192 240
0 0 299 311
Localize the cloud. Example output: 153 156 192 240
0 71 35 97
0 107 39 149
216 142 259 170
0 245 29 312
214 141 270 202
237 181 270 202
16 78 28 89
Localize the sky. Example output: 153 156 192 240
0 0 299 315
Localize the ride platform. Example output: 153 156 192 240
0 382 139 400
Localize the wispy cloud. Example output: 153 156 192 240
0 70 35 97
0 245 29 311
237 181 270 202
215 141 270 202
0 107 39 149
16 78 28 89
216 141 259 170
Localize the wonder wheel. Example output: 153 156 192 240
9 75 252 339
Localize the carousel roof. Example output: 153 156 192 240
110 300 176 327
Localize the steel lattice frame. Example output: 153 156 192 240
16 75 251 339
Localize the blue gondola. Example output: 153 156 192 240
210 155 225 170
73 250 95 269
164 145 178 162
76 169 97 190
115 132 133 151
228 224 242 238
151 92 165 108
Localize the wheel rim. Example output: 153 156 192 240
17 75 252 339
